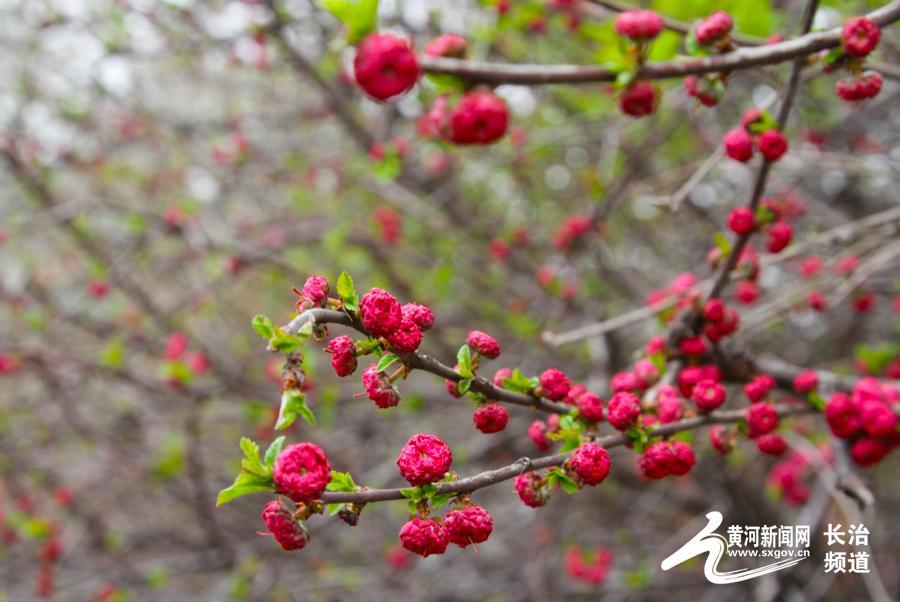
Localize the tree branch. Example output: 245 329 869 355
418 2 900 85
321 402 815 504
284 309 571 414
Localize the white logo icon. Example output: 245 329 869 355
661 511 805 584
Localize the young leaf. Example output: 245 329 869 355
319 0 378 44
557 473 582 494
276 389 316 430
714 232 732 257
216 439 276 506
429 492 455 510
336 271 360 313
376 353 400 373
263 436 286 469
501 369 538 394
268 327 306 353
615 69 636 89
458 377 473 394
240 437 268 476
625 427 650 453
456 345 473 378
216 479 274 507
326 471 358 492
251 314 275 340
807 391 826 412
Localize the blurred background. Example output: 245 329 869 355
0 0 898 600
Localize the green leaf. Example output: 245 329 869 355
854 343 898 375
326 471 358 492
648 30 681 62
327 502 344 516
559 433 583 453
216 439 275 506
268 327 306 353
276 389 316 430
263 436 286 469
216 477 273 507
726 0 773 37
251 314 275 340
684 30 702 56
376 353 400 373
337 271 356 302
373 152 402 181
807 391 826 412
500 369 538 394
240 437 268 476
406 499 418 515
429 493 455 510
99 338 125 368
457 345 473 378
319 0 379 44
626 427 650 453
714 232 732 257
457 377 473 394
615 69 636 89
558 473 581 494
399 487 418 500
822 48 845 66
424 73 467 93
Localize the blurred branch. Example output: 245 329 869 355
419 2 900 85
543 204 900 347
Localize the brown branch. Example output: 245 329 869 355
321 402 815 504
418 1 900 85
706 0 820 302
284 309 571 414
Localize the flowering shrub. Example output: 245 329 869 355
1 0 898 599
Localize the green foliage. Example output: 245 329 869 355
251 314 275 340
152 433 185 480
546 467 581 494
376 352 400 372
854 342 898 375
319 0 379 44
548 413 586 452
456 344 474 377
500 369 538 394
216 437 276 506
276 389 316 430
99 337 125 368
337 271 359 313
625 426 652 453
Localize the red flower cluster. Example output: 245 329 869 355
565 546 613 585
396 434 453 485
273 443 332 503
422 91 510 145
841 17 881 57
638 441 696 479
261 499 309 551
724 109 788 163
825 379 899 466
